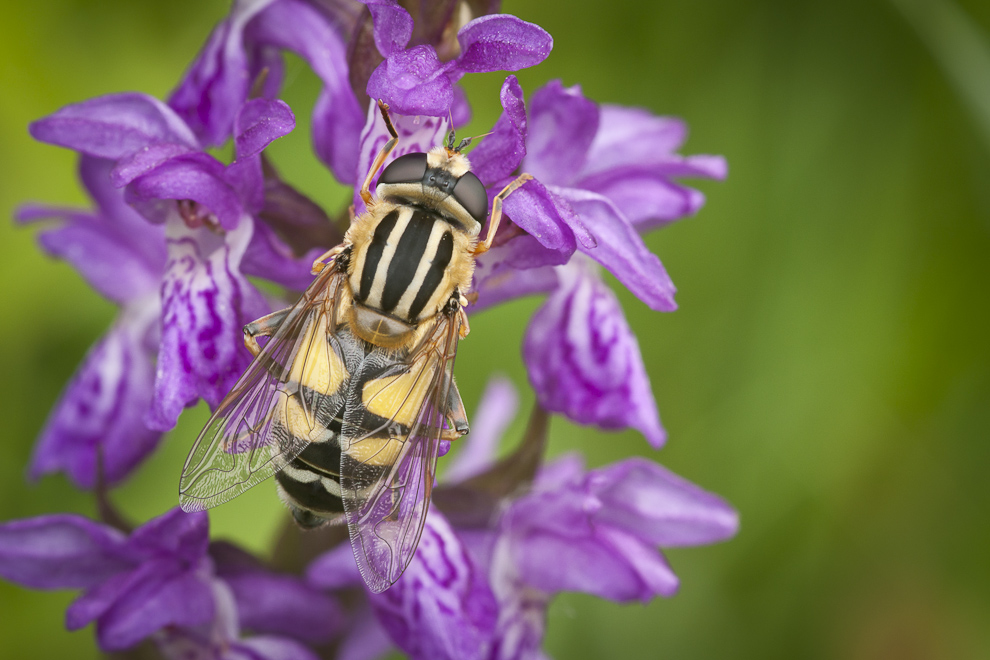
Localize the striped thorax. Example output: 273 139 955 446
343 144 488 350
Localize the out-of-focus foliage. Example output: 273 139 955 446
1 0 988 659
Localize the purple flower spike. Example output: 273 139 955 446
148 216 268 431
524 258 666 448
370 510 498 660
0 509 216 652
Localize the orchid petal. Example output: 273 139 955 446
468 75 527 185
0 515 132 590
371 511 497 660
147 216 267 430
364 0 414 56
552 186 677 311
525 81 599 186
524 261 666 447
125 152 245 229
454 15 553 74
169 0 280 146
234 98 295 161
28 311 163 488
250 0 363 182
367 45 455 117
30 93 198 159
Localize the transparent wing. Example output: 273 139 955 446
339 311 463 592
179 265 352 512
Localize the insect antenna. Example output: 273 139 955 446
454 131 493 153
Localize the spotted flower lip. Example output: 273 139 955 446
307 508 498 660
27 92 309 433
524 256 667 447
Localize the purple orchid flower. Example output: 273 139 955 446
26 93 310 438
523 256 666 447
170 0 551 186
363 2 552 119
307 379 739 660
459 75 725 447
0 509 214 651
16 156 165 488
470 75 728 312
170 0 365 183
0 508 340 656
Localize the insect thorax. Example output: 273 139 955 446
344 200 475 350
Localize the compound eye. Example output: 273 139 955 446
379 152 428 185
452 171 488 223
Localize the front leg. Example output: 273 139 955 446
473 173 534 256
244 308 291 357
359 100 400 209
311 242 350 275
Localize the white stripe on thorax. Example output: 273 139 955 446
364 207 413 309
393 220 446 320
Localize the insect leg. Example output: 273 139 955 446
473 173 534 256
359 100 400 209
243 308 291 357
311 243 349 274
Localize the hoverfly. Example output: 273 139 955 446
178 101 531 592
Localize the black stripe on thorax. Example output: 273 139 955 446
380 208 436 313
408 230 454 320
357 209 399 303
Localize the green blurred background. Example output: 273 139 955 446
2 0 989 658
